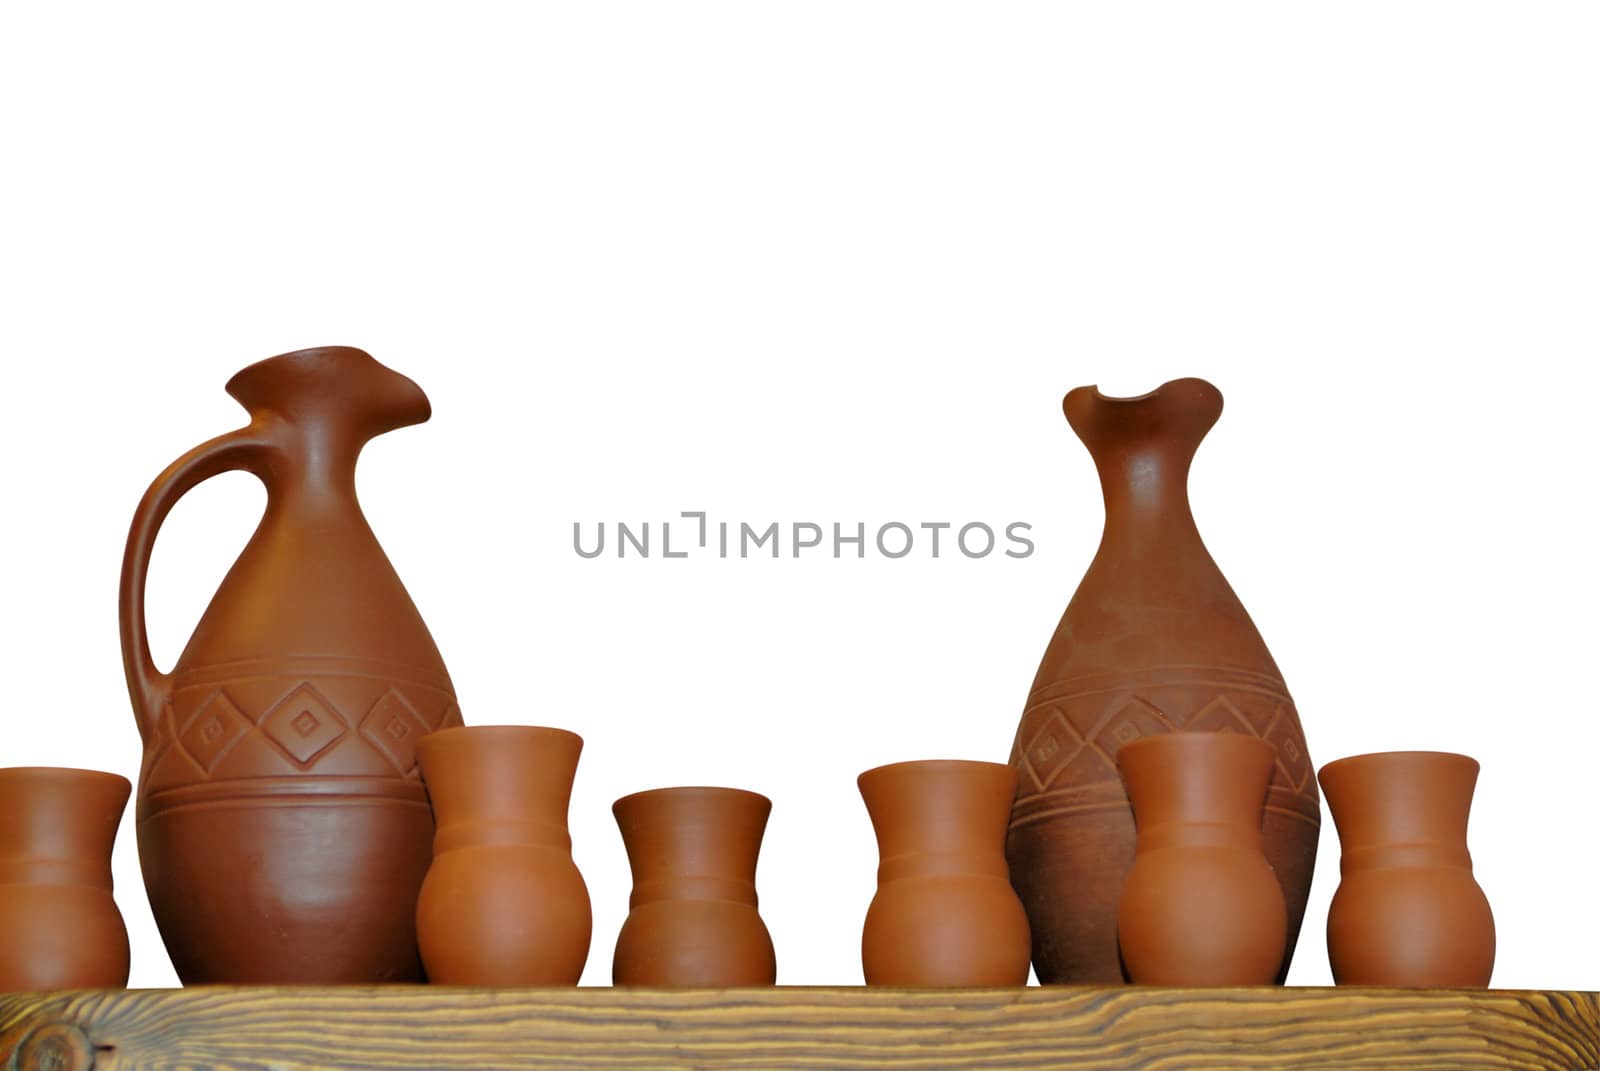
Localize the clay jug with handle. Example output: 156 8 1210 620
1007 378 1319 984
120 345 463 984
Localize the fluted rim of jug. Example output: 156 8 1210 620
1065 376 1222 405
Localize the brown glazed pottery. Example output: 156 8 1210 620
612 786 776 986
1008 377 1318 984
1115 733 1286 985
416 725 591 985
120 346 463 984
0 767 132 992
1320 751 1495 986
859 760 1031 986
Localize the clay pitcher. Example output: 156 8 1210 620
860 760 1031 986
1116 733 1286 985
120 346 463 984
416 725 592 984
0 768 132 991
1008 377 1318 984
1320 751 1494 986
612 786 776 986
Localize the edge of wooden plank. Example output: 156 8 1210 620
2 986 1597 1071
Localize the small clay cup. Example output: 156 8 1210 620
0 767 132 991
1116 732 1286 985
859 760 1031 986
415 726 591 985
612 786 776 986
1319 751 1494 986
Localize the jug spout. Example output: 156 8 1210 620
1062 378 1223 460
226 346 432 440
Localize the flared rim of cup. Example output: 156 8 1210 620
0 766 132 793
1318 749 1479 782
1115 730 1274 769
612 785 771 813
417 723 584 751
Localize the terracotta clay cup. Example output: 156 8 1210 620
612 786 776 986
416 726 591 985
1116 732 1286 985
0 767 132 992
859 760 1031 986
1319 751 1494 987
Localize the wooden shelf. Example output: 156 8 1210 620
2 985 1597 1070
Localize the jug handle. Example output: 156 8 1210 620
119 425 276 743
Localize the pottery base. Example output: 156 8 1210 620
1007 796 1316 983
138 780 433 984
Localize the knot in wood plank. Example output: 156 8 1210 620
10 1023 93 1071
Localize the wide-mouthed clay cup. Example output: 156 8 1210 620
860 759 1030 986
416 725 591 985
613 786 775 986
1116 732 1286 985
0 766 133 992
1319 750 1494 987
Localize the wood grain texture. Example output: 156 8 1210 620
1 986 1596 1071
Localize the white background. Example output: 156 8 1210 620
1 3 1595 989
